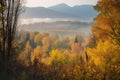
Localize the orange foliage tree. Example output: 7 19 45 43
93 0 120 45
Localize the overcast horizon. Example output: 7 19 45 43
26 0 98 7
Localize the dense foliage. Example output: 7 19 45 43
0 0 120 80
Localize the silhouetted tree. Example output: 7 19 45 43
0 0 23 70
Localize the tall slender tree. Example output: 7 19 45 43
0 0 23 70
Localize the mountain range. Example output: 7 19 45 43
21 3 98 19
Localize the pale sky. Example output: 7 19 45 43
26 0 98 7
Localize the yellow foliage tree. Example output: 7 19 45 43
18 41 33 66
49 49 65 65
42 36 54 54
34 33 43 46
31 46 44 64
87 41 120 79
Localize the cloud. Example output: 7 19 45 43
26 0 98 7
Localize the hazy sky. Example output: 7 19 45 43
26 0 98 7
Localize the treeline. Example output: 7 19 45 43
1 28 118 80
17 30 88 65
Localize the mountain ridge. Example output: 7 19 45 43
48 4 98 19
21 3 98 19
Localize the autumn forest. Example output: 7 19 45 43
0 0 120 80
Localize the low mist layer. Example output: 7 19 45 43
19 20 93 37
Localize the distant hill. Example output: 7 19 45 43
49 3 98 19
20 21 93 36
21 7 78 18
21 3 98 19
